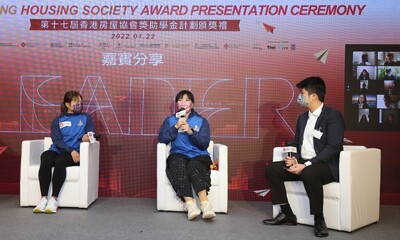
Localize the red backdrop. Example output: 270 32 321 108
0 1 399 205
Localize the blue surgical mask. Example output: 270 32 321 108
73 103 83 113
297 93 308 107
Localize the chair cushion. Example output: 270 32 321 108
207 141 214 160
210 170 219 186
27 165 80 181
285 181 340 200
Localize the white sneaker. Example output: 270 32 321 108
33 197 48 213
186 201 201 220
200 201 216 219
44 197 58 214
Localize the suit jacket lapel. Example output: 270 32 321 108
314 105 326 129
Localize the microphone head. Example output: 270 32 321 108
282 146 297 153
93 133 101 139
175 108 186 118
87 131 98 143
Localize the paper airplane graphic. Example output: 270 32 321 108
343 138 353 143
314 49 329 64
263 23 276 33
254 189 270 197
0 146 7 155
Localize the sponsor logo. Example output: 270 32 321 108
139 43 161 48
277 44 289 50
223 43 244 49
252 44 262 50
164 43 191 49
0 42 18 47
98 42 112 49
59 121 71 128
192 125 200 132
68 43 90 48
194 43 219 49
123 44 136 49
265 41 296 51
21 42 40 48
50 43 64 48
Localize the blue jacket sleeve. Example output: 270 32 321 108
50 116 74 153
158 116 178 144
84 113 95 133
189 117 210 151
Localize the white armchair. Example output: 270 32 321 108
20 137 100 208
272 146 381 232
157 141 228 213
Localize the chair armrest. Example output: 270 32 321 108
213 143 228 175
21 140 44 167
157 143 169 176
213 143 228 213
339 148 381 195
339 148 381 227
20 139 44 206
78 141 100 207
272 147 285 162
157 142 170 210
343 145 366 151
79 141 100 173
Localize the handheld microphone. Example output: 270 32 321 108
282 146 297 169
87 132 100 143
175 108 186 118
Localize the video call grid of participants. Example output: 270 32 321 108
348 49 400 128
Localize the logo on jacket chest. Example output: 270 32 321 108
192 125 200 132
59 121 71 128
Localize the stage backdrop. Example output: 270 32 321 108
0 0 399 204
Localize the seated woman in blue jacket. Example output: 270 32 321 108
158 90 216 220
33 90 95 214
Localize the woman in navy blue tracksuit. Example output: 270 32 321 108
33 91 95 213
158 90 216 220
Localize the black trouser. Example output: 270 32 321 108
266 161 335 215
166 153 212 201
38 150 78 198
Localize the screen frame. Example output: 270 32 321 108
345 44 400 131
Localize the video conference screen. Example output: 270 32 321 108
345 44 400 131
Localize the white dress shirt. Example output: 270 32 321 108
301 103 324 165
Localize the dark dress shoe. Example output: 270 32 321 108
314 219 329 237
263 212 297 225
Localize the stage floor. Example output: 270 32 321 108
1 194 399 240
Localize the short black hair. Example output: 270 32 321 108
175 90 195 103
296 76 326 102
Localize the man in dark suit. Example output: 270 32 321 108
263 76 345 238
